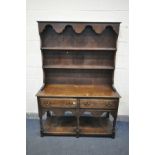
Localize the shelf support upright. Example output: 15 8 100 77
76 98 80 137
37 97 44 137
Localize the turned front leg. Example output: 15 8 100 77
111 111 117 138
47 111 52 118
39 110 44 137
106 112 110 118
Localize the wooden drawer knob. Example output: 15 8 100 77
84 102 90 106
45 101 49 105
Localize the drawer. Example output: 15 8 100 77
80 99 118 109
40 98 77 108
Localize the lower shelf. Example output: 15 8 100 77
42 116 113 136
80 116 113 135
43 116 77 135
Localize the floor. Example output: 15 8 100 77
26 119 129 155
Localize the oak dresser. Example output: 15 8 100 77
36 21 121 138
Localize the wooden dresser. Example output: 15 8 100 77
36 21 121 138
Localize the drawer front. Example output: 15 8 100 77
40 98 77 108
80 99 118 109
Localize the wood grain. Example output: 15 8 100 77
37 84 120 98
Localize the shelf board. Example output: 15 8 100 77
43 116 113 136
37 84 120 98
79 116 113 135
43 116 77 135
43 65 114 70
41 47 116 51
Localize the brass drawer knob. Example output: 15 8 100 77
73 101 76 105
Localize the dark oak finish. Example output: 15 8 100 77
40 98 77 108
36 21 121 138
80 99 118 109
42 50 115 69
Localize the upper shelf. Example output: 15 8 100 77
38 22 120 35
38 22 120 49
41 47 117 51
43 65 114 70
